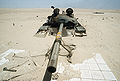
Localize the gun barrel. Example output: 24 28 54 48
47 23 63 73
47 41 60 73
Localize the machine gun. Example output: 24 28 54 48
46 10 85 73
46 14 75 73
35 6 87 80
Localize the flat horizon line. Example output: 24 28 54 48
0 8 120 10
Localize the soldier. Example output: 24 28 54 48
36 8 60 34
47 8 60 23
43 8 60 26
66 8 74 18
66 8 86 34
52 8 60 17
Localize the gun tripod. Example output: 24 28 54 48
45 39 75 63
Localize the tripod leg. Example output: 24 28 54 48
60 41 73 63
45 48 52 59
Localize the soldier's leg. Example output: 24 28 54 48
75 24 86 34
36 25 50 34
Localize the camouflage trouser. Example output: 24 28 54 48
36 25 49 34
75 25 86 34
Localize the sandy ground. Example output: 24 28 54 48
0 8 120 81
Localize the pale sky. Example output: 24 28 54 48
0 0 120 9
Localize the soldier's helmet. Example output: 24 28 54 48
66 8 73 15
53 8 60 15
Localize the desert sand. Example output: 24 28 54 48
0 8 120 81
